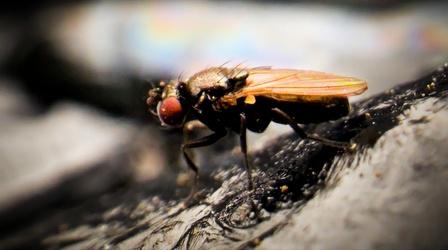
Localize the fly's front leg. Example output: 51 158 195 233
271 108 353 149
182 120 208 162
180 120 208 191
183 120 208 135
181 127 227 205
240 113 254 190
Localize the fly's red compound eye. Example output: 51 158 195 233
157 97 184 126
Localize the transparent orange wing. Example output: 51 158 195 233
221 67 367 105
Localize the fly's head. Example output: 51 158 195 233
147 81 189 128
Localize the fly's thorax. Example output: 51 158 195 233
185 67 249 105
186 68 230 97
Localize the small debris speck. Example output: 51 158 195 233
252 238 261 246
249 211 256 219
374 172 383 178
176 172 192 187
426 82 436 92
280 185 289 193
364 112 372 121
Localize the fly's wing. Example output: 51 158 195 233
221 67 367 105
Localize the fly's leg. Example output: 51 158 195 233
271 108 353 149
183 120 208 135
181 128 227 206
239 113 254 190
240 112 259 217
182 121 208 163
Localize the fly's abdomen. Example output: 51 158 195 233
273 97 350 124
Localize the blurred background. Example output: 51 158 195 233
0 0 447 235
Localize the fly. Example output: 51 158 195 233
147 66 367 202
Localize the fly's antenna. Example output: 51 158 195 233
146 81 164 117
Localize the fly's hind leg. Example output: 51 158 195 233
239 112 254 190
271 108 354 149
240 112 260 218
181 127 227 206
